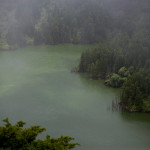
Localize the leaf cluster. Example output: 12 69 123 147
0 118 78 150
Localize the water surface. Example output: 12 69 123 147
0 44 150 150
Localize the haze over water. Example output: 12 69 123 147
0 45 150 150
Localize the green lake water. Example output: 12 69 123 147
0 44 150 150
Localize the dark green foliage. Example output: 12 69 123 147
121 69 150 112
118 67 127 77
78 28 150 87
108 74 126 88
79 43 116 79
77 0 150 84
0 118 78 150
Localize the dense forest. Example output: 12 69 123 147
0 0 111 49
1 0 149 49
77 0 150 111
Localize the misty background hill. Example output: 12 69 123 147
0 0 150 49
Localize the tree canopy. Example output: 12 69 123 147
0 118 78 150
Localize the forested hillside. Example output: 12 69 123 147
1 0 150 49
78 0 150 112
0 0 111 49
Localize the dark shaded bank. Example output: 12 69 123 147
110 99 150 113
119 102 150 113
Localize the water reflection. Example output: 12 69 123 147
121 112 150 123
108 97 150 124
